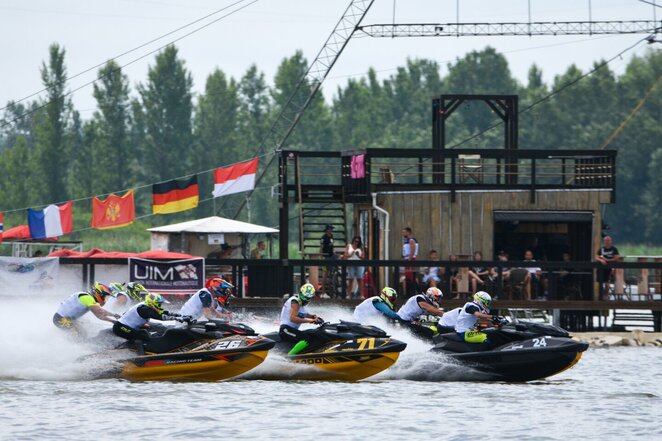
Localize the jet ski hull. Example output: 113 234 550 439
434 336 588 382
121 335 275 381
288 338 407 381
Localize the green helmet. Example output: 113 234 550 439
126 282 148 301
144 293 169 312
473 291 492 310
298 283 316 305
380 287 397 310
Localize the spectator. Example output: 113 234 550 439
319 225 335 294
421 249 441 288
523 249 544 299
596 235 620 300
251 241 267 259
399 227 419 295
558 252 581 300
343 236 365 299
443 253 462 299
467 251 491 293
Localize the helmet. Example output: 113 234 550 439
126 282 148 301
91 282 113 305
144 293 169 312
108 282 126 296
380 287 397 310
206 277 234 306
425 287 443 307
298 283 316 305
473 291 492 310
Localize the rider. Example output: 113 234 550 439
104 282 148 312
397 287 445 322
353 287 402 324
113 293 187 342
436 306 462 333
454 291 495 343
53 282 119 334
179 276 234 321
279 283 324 355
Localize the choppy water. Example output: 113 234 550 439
1 298 660 440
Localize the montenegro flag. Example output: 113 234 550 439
91 190 135 230
152 175 199 214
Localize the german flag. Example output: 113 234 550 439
152 176 199 214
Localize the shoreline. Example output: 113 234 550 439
572 331 662 347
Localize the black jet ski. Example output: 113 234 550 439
91 320 275 381
262 321 407 381
431 319 589 382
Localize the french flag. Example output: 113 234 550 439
212 158 258 198
28 201 73 239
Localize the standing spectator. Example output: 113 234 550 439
523 250 544 299
251 241 267 259
596 235 620 300
343 236 365 299
467 251 491 293
421 249 441 288
319 225 335 294
399 227 419 295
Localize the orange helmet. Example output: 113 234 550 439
91 282 113 305
205 277 234 306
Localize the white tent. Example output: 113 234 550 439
147 216 278 257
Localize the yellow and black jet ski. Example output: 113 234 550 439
262 321 407 381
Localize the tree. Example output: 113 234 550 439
138 45 193 181
90 60 131 192
33 43 72 202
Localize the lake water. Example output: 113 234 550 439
1 299 660 440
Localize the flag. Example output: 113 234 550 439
27 201 73 239
152 175 199 214
0 212 4 243
91 190 135 230
212 158 258 198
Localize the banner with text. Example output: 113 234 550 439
128 257 204 295
0 257 60 296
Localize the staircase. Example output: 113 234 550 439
298 186 347 256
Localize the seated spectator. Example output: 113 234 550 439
467 251 491 293
250 241 267 259
442 254 462 298
558 252 581 300
420 249 441 288
523 249 545 299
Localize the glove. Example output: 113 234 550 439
113 313 121 319
182 315 193 324
313 316 325 325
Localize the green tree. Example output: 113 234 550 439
33 43 72 202
91 60 131 192
138 45 193 180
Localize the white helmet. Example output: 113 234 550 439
473 291 492 310
425 287 443 307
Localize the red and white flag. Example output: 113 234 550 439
212 158 258 198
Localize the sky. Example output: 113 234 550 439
1 0 660 115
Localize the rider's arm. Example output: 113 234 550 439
373 301 401 320
289 301 317 324
88 304 118 322
418 300 444 317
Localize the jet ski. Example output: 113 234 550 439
97 320 275 381
262 321 407 381
431 319 589 382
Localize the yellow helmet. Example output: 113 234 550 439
144 293 169 312
298 283 316 305
380 287 397 309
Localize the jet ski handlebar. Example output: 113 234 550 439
491 315 509 327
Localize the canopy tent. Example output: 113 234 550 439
147 216 278 235
147 216 278 257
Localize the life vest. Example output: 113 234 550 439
455 301 487 333
180 288 214 320
56 293 94 319
280 296 308 329
397 294 428 321
119 302 149 329
439 306 462 328
353 296 384 321
104 292 132 312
